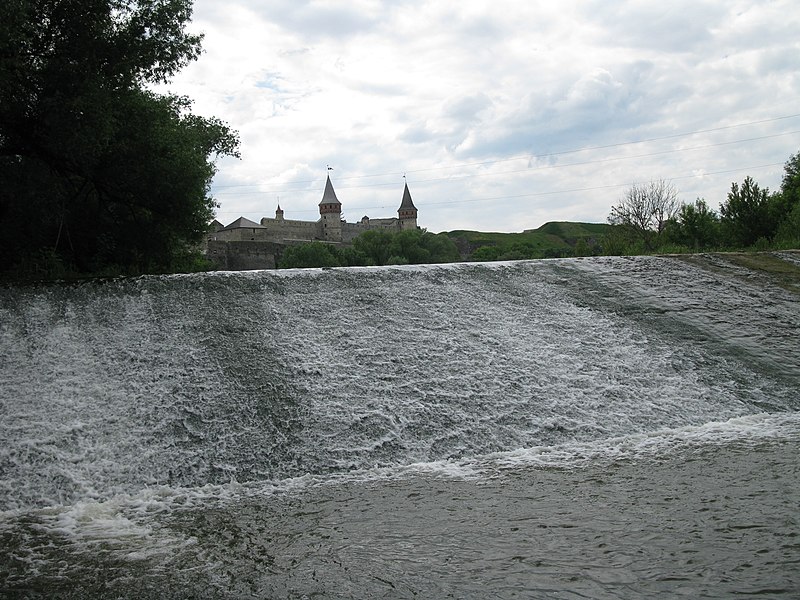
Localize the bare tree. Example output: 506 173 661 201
608 179 680 250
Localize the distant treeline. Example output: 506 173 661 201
602 149 800 256
444 222 610 262
278 229 460 269
278 146 800 269
279 222 610 268
440 149 800 263
4 1 797 279
115 142 800 271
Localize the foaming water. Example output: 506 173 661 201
1 254 799 597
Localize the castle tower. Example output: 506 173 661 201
275 204 284 221
319 174 342 241
398 182 418 230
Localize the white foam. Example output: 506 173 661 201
485 412 800 471
2 255 798 513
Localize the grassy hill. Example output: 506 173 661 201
445 221 612 261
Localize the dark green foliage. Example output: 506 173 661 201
603 152 800 255
781 150 800 210
719 177 776 247
355 228 459 266
538 221 610 238
278 229 460 269
352 230 394 266
470 245 503 262
413 229 461 264
770 151 800 247
0 0 239 278
774 202 800 247
664 199 720 250
544 247 572 258
498 242 538 260
572 238 591 257
340 246 369 267
278 242 342 269
447 222 609 262
599 225 633 256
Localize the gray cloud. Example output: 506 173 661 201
584 1 726 52
241 1 382 38
175 0 800 233
442 93 492 122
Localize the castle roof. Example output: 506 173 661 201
399 182 417 210
221 216 265 230
319 175 341 206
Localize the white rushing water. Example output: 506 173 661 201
1 254 798 598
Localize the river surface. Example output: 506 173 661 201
1 254 799 598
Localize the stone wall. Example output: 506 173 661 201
259 217 321 242
206 212 412 269
341 218 401 242
210 227 267 242
206 240 281 270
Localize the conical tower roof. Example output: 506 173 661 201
399 182 416 210
319 174 341 206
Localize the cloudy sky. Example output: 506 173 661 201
163 0 800 233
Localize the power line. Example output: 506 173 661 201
213 130 799 197
215 161 785 217
419 162 786 207
210 112 800 191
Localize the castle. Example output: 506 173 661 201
205 175 419 269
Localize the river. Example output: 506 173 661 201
1 254 798 598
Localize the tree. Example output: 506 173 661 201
665 199 720 250
340 246 369 267
719 176 775 247
572 238 591 257
775 202 800 246
499 242 537 260
277 230 459 269
608 179 680 251
773 150 800 246
470 245 503 261
353 230 394 266
0 0 239 276
352 229 459 266
388 229 431 264
417 230 460 263
781 150 800 209
278 242 342 269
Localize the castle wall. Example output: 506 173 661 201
366 218 401 229
206 240 281 270
341 218 401 242
210 227 270 242
207 181 418 268
259 217 321 243
399 216 418 230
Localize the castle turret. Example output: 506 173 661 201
275 204 284 221
398 182 418 230
319 174 342 241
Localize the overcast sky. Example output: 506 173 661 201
164 0 800 233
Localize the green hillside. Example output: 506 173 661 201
445 221 612 261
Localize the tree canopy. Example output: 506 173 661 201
0 0 239 277
607 179 679 251
278 229 460 269
719 176 775 247
664 199 720 250
603 150 800 255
